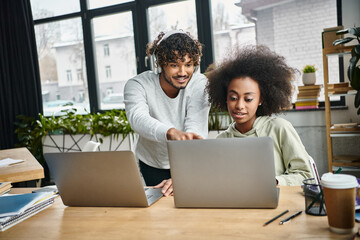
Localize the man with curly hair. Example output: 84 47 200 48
124 30 210 195
206 45 312 186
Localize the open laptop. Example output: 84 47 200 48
168 137 279 208
44 151 163 207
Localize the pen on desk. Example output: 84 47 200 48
263 210 289 226
279 211 302 225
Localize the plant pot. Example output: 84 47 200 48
302 72 316 85
42 133 136 153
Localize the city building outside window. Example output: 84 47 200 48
66 70 72 82
105 66 112 79
104 44 110 56
77 69 83 81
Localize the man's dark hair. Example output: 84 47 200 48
206 45 297 116
146 32 203 68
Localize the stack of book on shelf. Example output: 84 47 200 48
0 191 58 231
295 84 322 110
328 82 353 94
330 123 360 134
0 182 12 195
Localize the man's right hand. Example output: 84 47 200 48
154 179 173 197
166 128 203 140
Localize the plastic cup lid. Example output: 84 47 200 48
321 173 358 189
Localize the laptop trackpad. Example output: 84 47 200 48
145 188 163 206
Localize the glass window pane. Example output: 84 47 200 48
88 0 134 9
238 0 338 103
30 0 80 20
211 0 255 63
92 12 137 110
148 0 198 41
34 18 90 116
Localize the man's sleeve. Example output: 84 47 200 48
124 79 172 142
184 76 211 138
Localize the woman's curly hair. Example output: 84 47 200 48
146 32 203 68
206 45 297 116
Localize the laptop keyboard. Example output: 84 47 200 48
144 188 153 199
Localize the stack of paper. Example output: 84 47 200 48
0 158 25 168
295 85 322 110
0 182 12 195
0 192 57 231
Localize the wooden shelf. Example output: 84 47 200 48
330 133 360 137
323 45 356 55
332 161 360 167
330 123 360 136
333 155 360 162
327 86 355 94
328 90 357 97
330 126 360 133
322 32 359 172
328 83 349 88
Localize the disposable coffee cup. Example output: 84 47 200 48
321 173 358 234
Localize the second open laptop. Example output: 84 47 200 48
44 151 163 207
168 137 279 208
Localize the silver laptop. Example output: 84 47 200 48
168 137 279 208
44 151 163 207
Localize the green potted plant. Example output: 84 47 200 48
15 109 134 165
208 106 232 133
302 64 317 85
333 27 360 114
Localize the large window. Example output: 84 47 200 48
147 1 198 73
33 17 90 116
92 12 137 110
30 0 342 115
30 0 80 20
148 1 198 41
88 0 133 9
210 0 255 63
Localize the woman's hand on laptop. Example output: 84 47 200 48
154 179 173 197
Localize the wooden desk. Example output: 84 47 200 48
0 148 44 183
0 187 357 239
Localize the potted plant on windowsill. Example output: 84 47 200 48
333 27 360 114
302 64 317 85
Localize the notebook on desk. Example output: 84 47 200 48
44 151 163 207
168 137 279 208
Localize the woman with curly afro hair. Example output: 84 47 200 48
206 45 312 186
